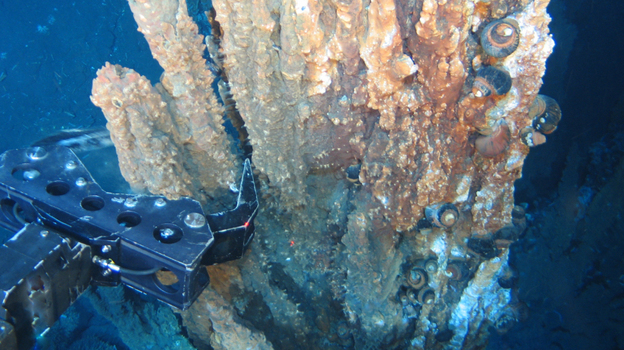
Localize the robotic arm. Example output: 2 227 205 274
0 146 258 349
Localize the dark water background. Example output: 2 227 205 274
0 0 623 349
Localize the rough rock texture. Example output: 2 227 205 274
182 287 274 350
91 0 238 205
91 0 555 348
214 0 553 234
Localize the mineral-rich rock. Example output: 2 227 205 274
91 0 557 347
91 0 239 206
183 287 274 350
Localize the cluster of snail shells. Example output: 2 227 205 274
471 17 520 157
520 94 562 147
472 19 563 153
404 258 438 306
472 18 520 98
401 256 472 310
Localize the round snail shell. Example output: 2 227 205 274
417 287 436 305
472 66 512 98
336 321 351 340
511 205 527 227
406 288 419 305
498 268 518 289
475 119 511 157
529 95 562 134
398 290 410 306
424 258 439 274
495 312 518 333
425 203 459 228
519 126 546 147
445 261 469 282
407 266 428 289
345 162 362 185
481 18 520 58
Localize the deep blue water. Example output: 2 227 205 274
0 0 164 201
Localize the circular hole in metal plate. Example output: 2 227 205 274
11 163 40 181
46 181 71 196
81 195 105 211
153 223 183 244
117 211 141 227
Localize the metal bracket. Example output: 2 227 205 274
0 145 258 348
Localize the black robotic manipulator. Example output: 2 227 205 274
0 145 258 349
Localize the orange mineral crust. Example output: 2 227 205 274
91 0 238 205
91 0 557 347
213 0 553 234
